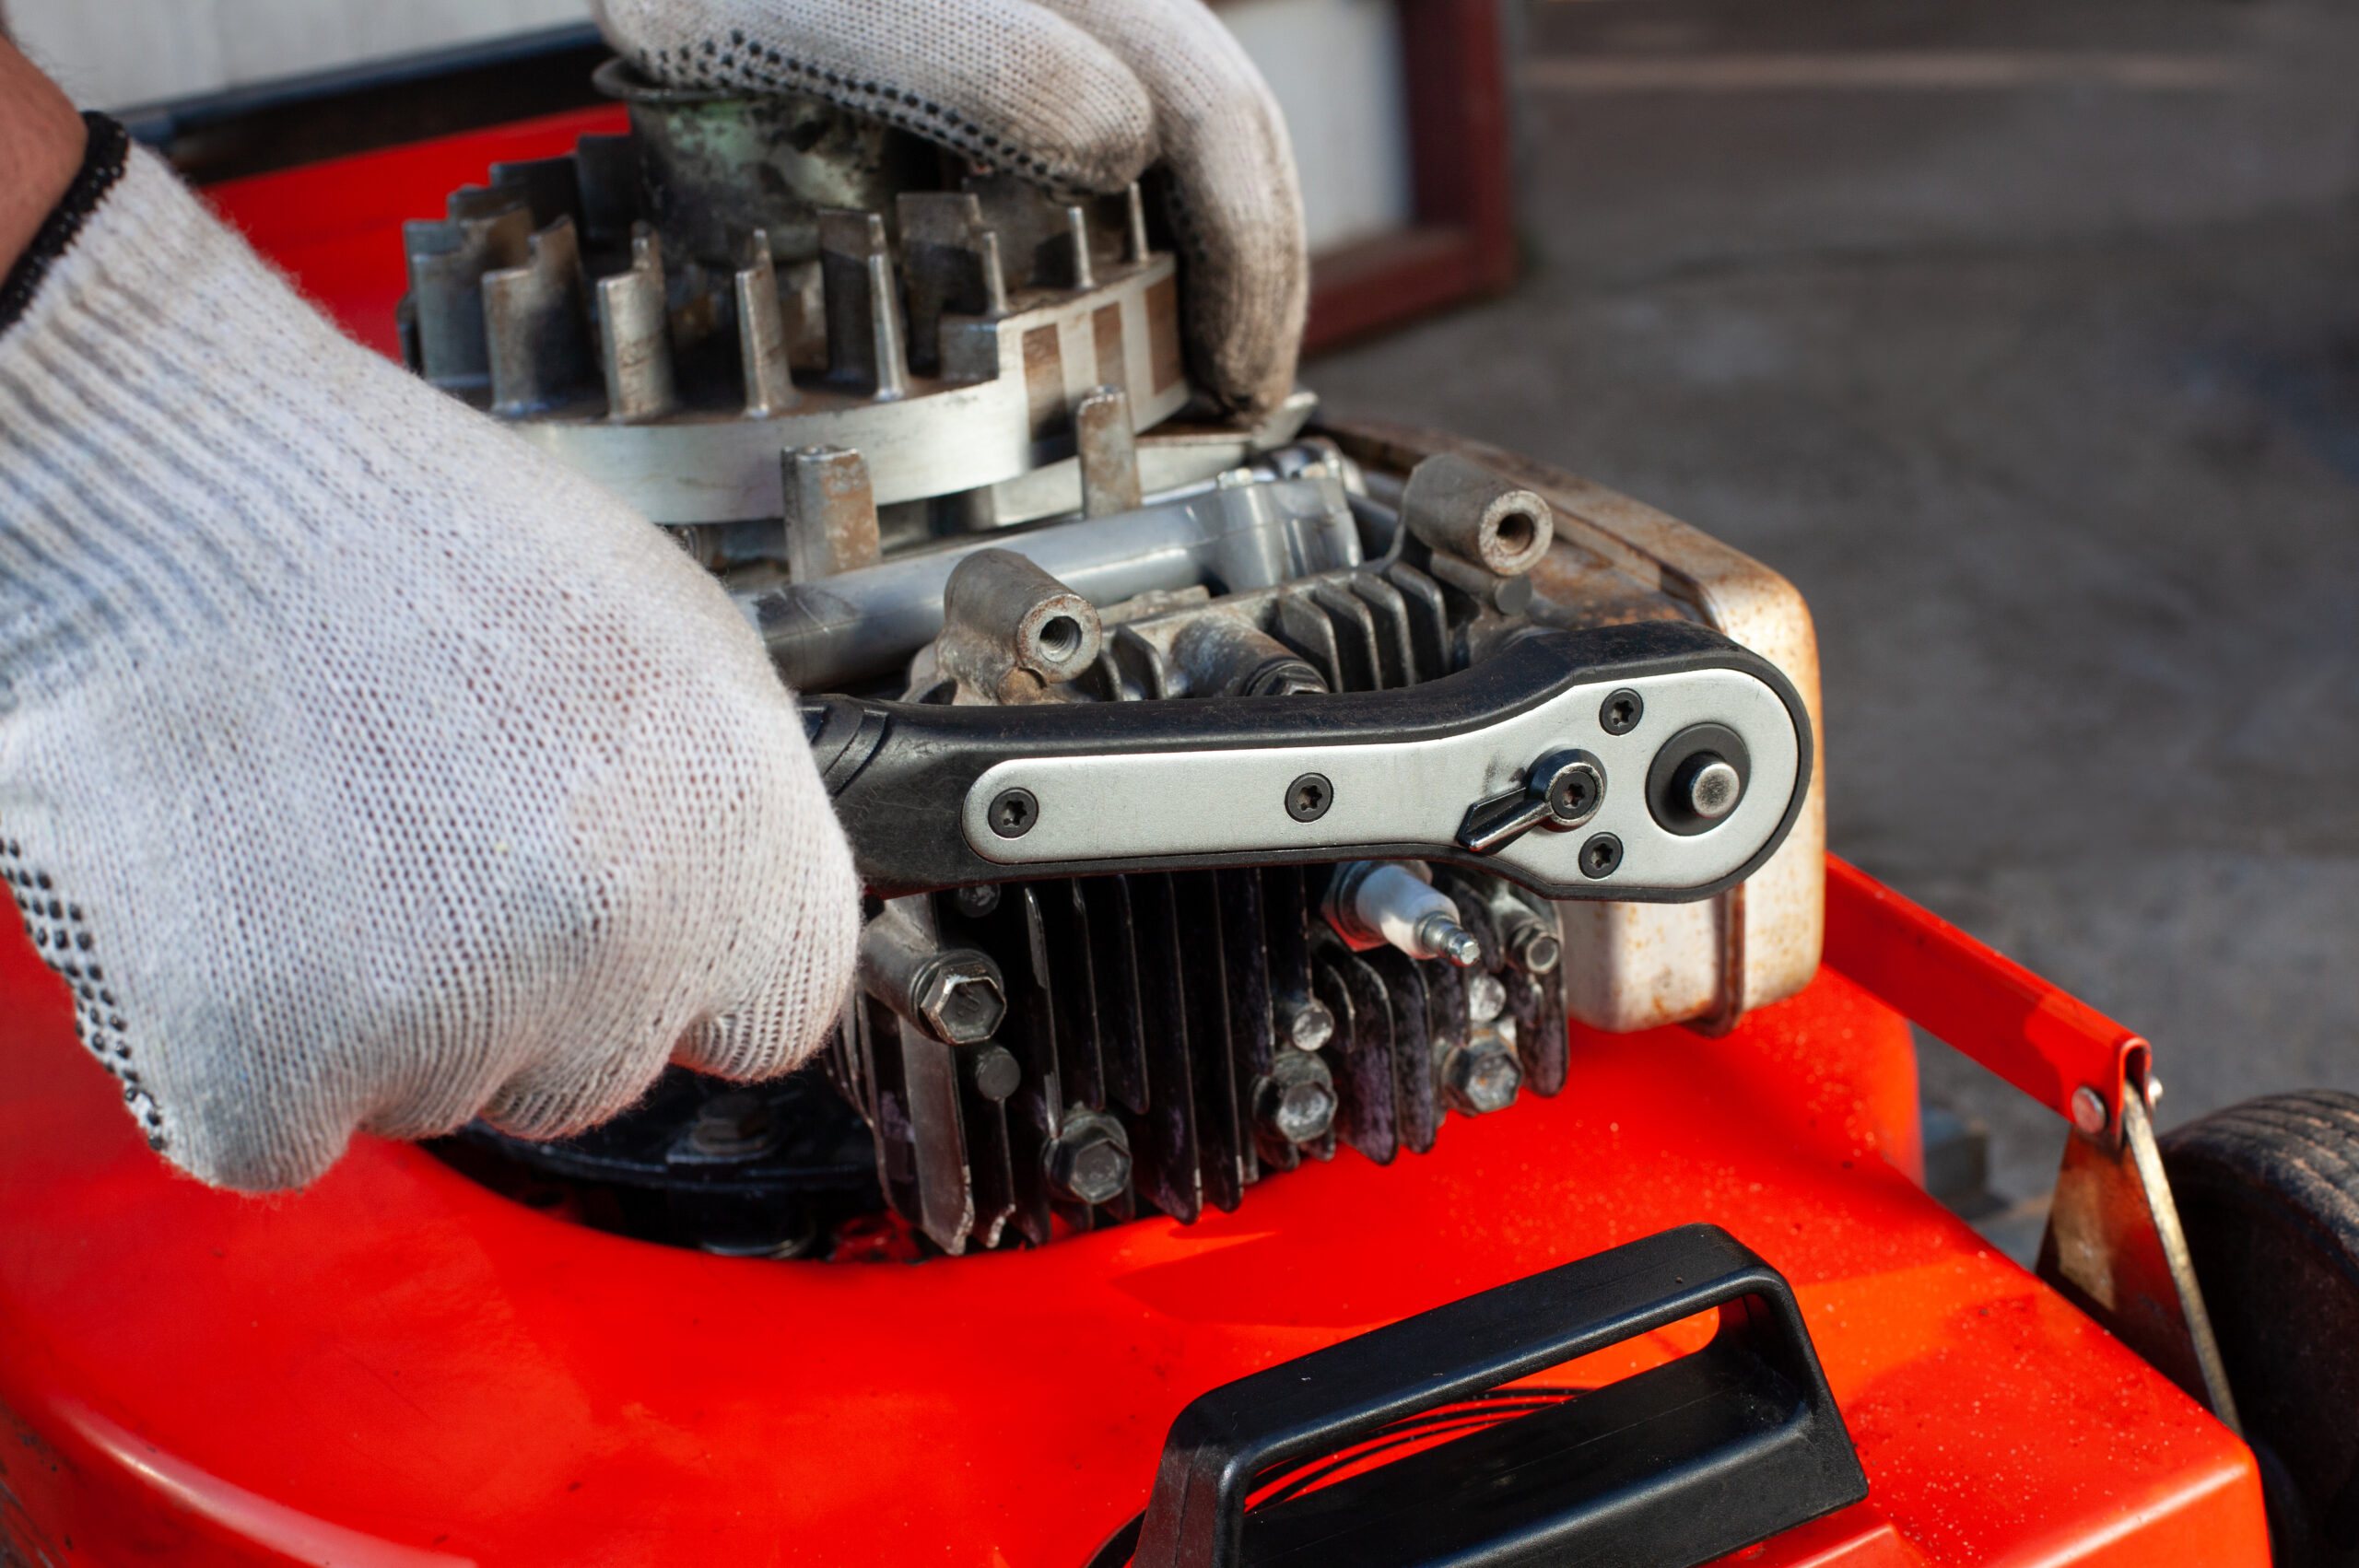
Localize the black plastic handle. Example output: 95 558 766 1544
805 621 1813 900
1124 1223 1867 1568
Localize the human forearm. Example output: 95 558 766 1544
0 37 85 278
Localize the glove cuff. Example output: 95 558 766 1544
0 113 130 341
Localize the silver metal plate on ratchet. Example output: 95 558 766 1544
958 664 1800 896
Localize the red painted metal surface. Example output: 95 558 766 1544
0 872 2263 1565
1824 855 2144 1132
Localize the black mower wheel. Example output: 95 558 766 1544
2162 1089 2359 1567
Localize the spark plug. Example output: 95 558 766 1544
1322 860 1482 966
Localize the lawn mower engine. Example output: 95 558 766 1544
404 62 1826 1262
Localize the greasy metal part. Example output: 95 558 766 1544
858 904 1008 1045
1285 1000 1336 1052
1324 863 1481 966
734 233 796 415
1495 898 1565 976
742 472 1361 691
512 247 1189 521
1424 552 1535 616
897 190 1008 378
967 393 1321 532
1171 614 1327 699
1124 183 1152 263
1045 1107 1133 1206
1061 205 1097 290
2037 1078 2243 1432
1457 749 1606 854
1439 1026 1522 1115
405 196 531 392
1401 452 1555 577
595 227 677 421
1466 971 1508 1024
818 210 910 401
594 58 935 266
1076 386 1144 518
931 549 1104 704
483 217 593 415
781 446 881 582
968 1043 1023 1103
1252 1049 1338 1145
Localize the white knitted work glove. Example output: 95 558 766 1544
592 0 1309 417
0 123 861 1192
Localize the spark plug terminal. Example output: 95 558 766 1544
1322 860 1482 967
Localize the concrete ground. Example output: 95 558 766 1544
1304 0 2359 1239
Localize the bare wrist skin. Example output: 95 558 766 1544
0 37 86 275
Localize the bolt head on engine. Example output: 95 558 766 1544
918 959 1007 1045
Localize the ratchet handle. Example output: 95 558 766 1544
804 620 1811 900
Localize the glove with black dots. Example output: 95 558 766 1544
592 0 1309 417
0 100 861 1191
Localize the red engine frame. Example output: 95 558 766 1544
0 120 2266 1567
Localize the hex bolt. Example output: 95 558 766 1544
2071 1085 2109 1136
1044 1109 1132 1206
1684 757 1743 820
1600 688 1644 736
1285 999 1336 1052
1254 1049 1339 1145
915 958 1006 1044
1466 971 1508 1024
1286 773 1332 823
860 905 1007 1045
1579 834 1624 879
988 788 1039 838
1441 1029 1522 1116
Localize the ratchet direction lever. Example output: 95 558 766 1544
805 620 1813 902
